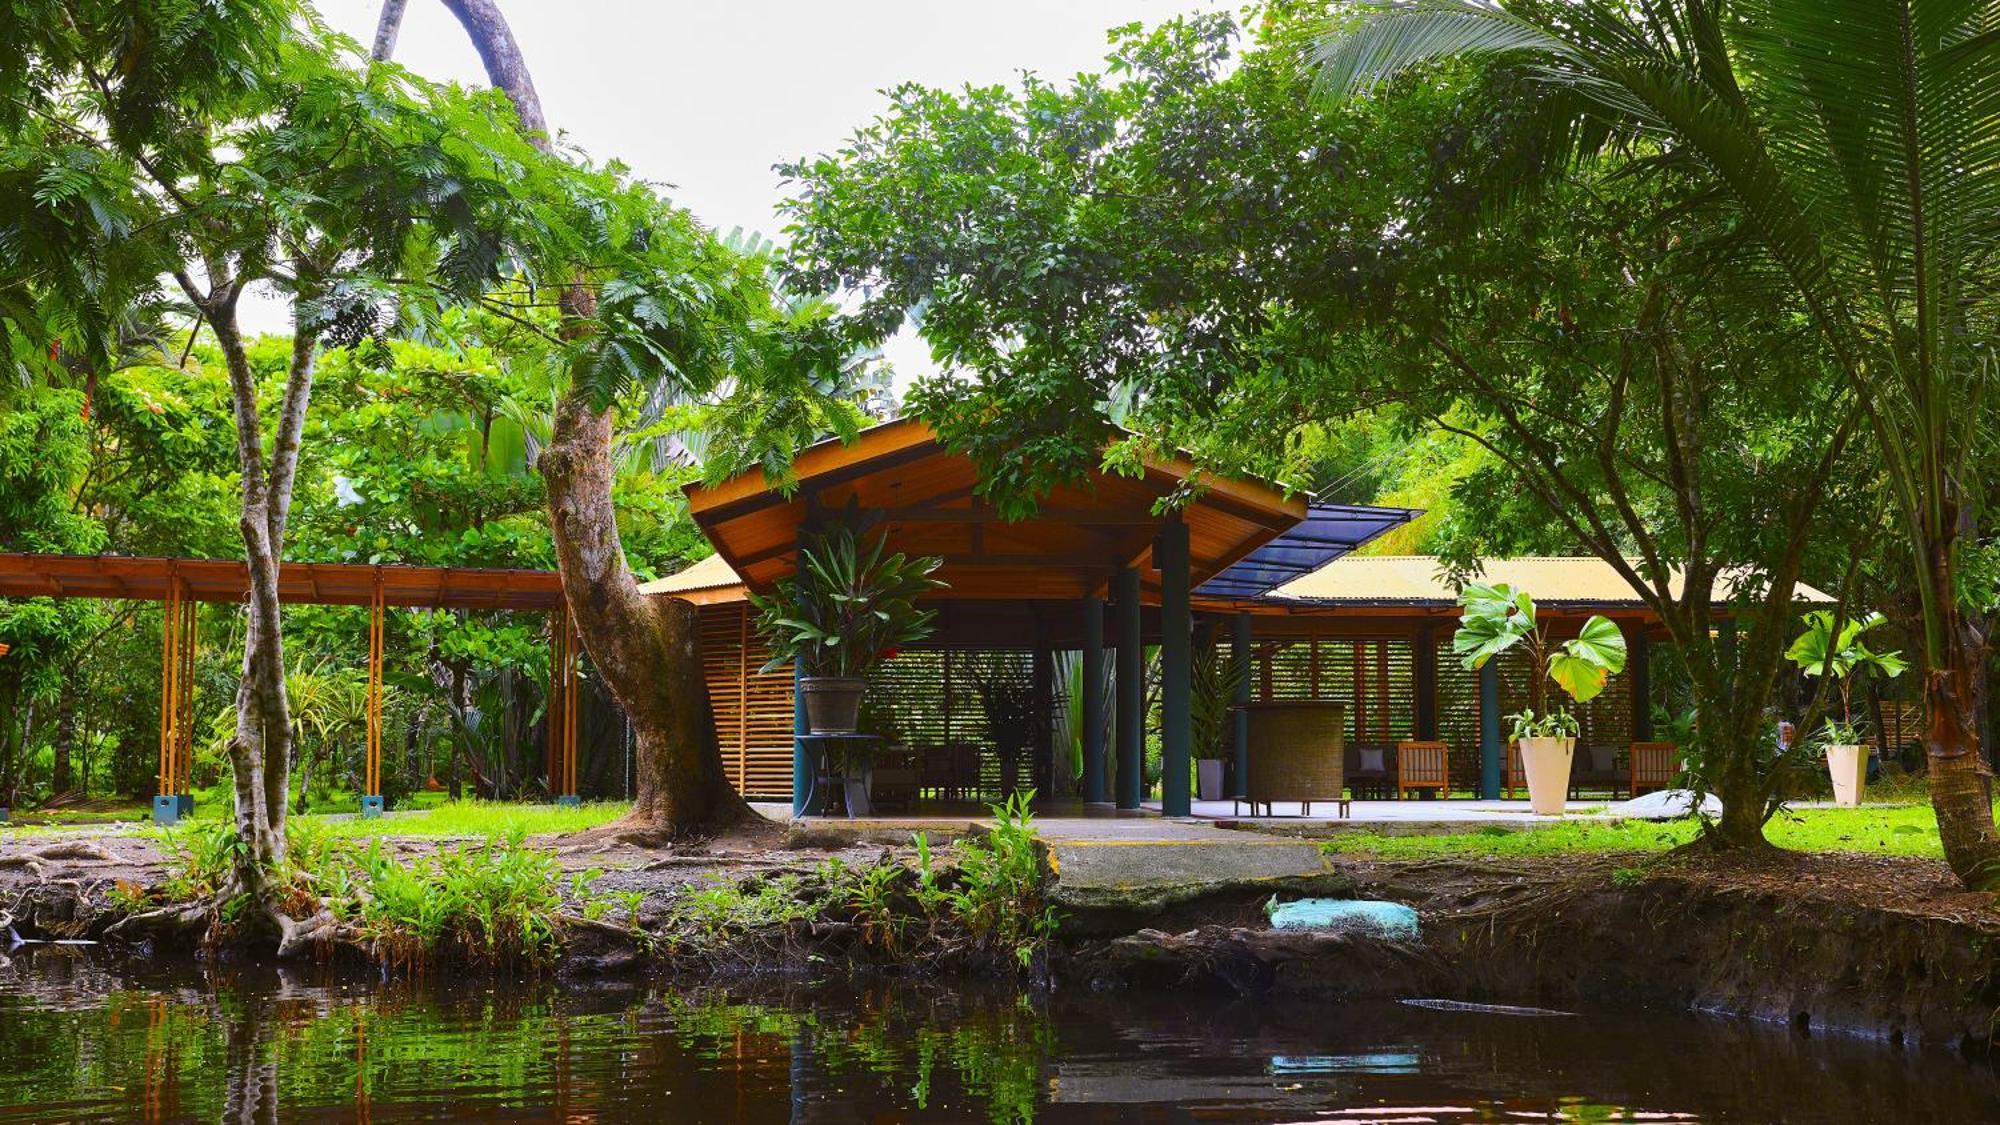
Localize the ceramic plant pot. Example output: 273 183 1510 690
800 676 866 734
1518 735 1575 816
1825 743 1867 807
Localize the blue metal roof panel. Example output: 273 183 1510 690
1197 503 1419 598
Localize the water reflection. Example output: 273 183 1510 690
2 947 1996 1122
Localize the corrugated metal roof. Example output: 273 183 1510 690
637 553 741 596
1270 555 1834 607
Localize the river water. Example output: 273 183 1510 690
2 951 1995 1122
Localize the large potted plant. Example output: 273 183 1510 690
1786 610 1908 807
750 516 945 736
1454 582 1628 816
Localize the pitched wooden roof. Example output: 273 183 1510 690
683 418 1306 602
0 553 565 610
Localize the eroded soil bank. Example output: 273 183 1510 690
6 830 1999 1056
1075 849 2000 1055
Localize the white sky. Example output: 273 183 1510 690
254 0 1221 380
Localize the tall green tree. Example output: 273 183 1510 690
3 3 548 925
779 9 1867 844
405 0 860 838
1313 0 2000 887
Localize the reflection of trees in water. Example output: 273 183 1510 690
657 984 1057 1123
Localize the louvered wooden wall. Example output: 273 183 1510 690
1435 636 1634 792
698 603 795 797
866 650 1046 801
1230 638 1417 744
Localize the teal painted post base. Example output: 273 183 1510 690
177 793 194 818
1158 517 1192 818
151 795 180 827
1230 612 1251 799
1479 661 1502 799
361 795 385 819
0 807 9 823
555 795 581 809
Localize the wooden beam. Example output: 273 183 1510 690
877 506 1163 526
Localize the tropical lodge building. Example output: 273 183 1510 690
0 417 1845 822
643 418 1836 818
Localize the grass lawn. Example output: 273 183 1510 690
1318 803 1954 861
303 798 632 840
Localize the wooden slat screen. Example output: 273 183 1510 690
866 650 1047 802
1434 635 1634 793
698 603 794 797
1236 639 1416 745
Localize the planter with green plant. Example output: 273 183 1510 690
1786 610 1908 807
749 516 945 744
1454 582 1628 815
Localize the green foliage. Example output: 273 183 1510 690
662 794 1057 975
149 817 628 971
947 793 1059 969
1787 610 1909 744
1317 802 1964 861
748 508 945 677
1454 583 1626 734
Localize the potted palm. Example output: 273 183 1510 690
750 516 945 735
1786 610 1908 807
1454 582 1628 816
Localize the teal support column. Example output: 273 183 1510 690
1114 567 1143 810
1479 659 1502 799
1082 594 1108 804
1630 630 1654 740
792 659 814 817
1230 611 1251 799
1158 516 1192 817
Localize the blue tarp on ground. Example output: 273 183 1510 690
1267 898 1419 939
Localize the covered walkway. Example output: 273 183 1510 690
0 553 585 822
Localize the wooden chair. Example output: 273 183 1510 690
1503 741 1526 798
1396 740 1450 799
1629 741 1681 796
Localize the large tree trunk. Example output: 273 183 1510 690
1925 536 2000 887
541 389 751 833
434 0 752 837
203 295 316 898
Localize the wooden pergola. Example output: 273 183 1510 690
0 553 583 822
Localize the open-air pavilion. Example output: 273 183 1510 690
644 418 1826 819
0 553 588 823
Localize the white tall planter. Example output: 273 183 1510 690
1826 743 1867 807
1518 735 1574 816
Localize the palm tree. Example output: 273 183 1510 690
1312 1 2000 887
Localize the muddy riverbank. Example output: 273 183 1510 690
5 829 1998 1056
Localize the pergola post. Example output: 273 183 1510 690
792 659 813 817
1479 659 1502 799
1158 516 1192 817
1230 611 1251 799
1082 594 1108 805
1113 566 1143 810
1413 623 1439 741
1629 628 1653 741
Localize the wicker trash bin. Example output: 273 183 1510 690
1236 700 1348 817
